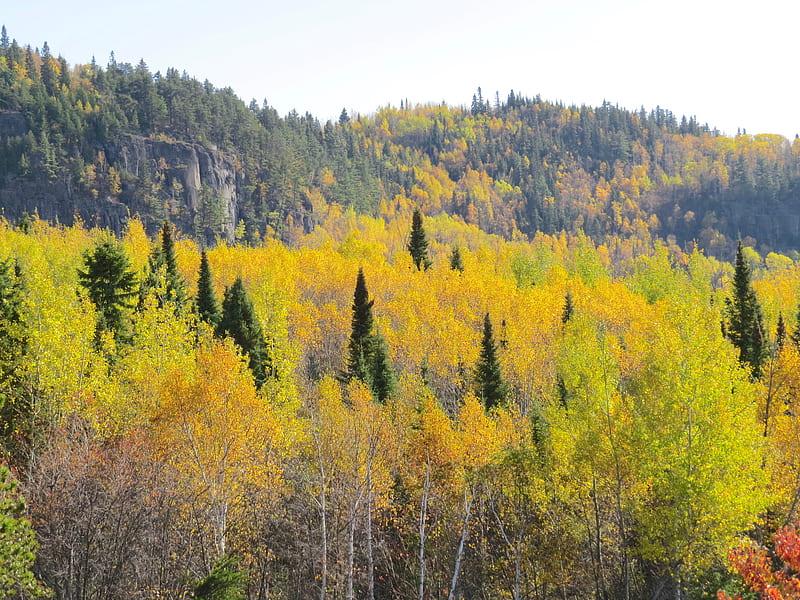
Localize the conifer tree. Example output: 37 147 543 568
725 241 768 378
140 221 186 308
0 259 28 458
217 277 269 388
369 331 395 403
475 313 509 410
562 291 574 325
449 245 464 272
408 208 432 271
78 238 138 344
346 268 375 383
195 250 220 328
776 312 786 353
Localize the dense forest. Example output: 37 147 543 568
2 27 800 600
1 28 800 257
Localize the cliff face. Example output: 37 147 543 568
107 135 242 242
0 123 242 242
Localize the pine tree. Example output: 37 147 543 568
77 238 138 344
724 241 768 378
191 555 247 600
0 259 29 458
776 312 786 353
370 330 395 403
346 267 375 383
562 291 574 325
140 221 186 309
217 277 269 388
195 250 220 328
475 313 509 410
449 245 464 272
408 208 432 271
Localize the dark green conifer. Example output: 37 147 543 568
346 267 375 383
449 245 464 272
776 312 786 353
408 208 432 271
140 221 186 309
369 331 395 404
724 241 768 378
217 277 269 388
195 250 220 328
192 555 247 600
0 259 29 457
78 238 138 345
475 313 509 410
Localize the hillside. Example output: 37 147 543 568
1 29 799 257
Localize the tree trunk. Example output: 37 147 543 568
448 485 474 600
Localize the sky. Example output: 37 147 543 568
3 0 799 138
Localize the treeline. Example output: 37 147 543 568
1 212 800 599
2 29 800 255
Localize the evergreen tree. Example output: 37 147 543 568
140 221 186 308
408 208 432 271
217 277 269 388
77 238 138 344
0 260 28 458
776 312 786 353
192 555 247 600
475 313 509 410
449 245 464 272
346 267 375 383
562 291 574 325
724 241 768 378
370 330 395 403
195 250 220 328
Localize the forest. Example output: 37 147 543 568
1 28 800 256
1 27 800 600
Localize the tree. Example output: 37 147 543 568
369 330 395 403
196 250 220 328
192 555 248 600
217 277 269 388
346 268 375 383
0 259 28 458
449 245 464 272
408 208 432 271
475 313 509 410
77 237 138 344
725 241 767 378
140 221 186 309
0 466 48 599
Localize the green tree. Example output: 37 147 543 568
725 241 767 378
369 330 395 403
0 259 29 458
0 466 48 599
217 277 269 387
561 290 574 325
408 208 432 271
77 237 138 344
140 221 186 309
192 555 247 600
346 267 375 383
195 250 220 328
475 313 509 410
449 245 464 272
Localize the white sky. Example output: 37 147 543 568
3 0 799 137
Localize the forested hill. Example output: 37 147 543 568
1 28 799 256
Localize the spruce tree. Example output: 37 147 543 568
140 221 186 308
217 277 269 388
195 250 220 328
408 208 432 271
776 312 786 353
475 313 509 410
346 268 375 382
449 245 464 272
0 259 29 458
561 291 574 325
724 241 768 378
78 238 138 344
370 331 396 403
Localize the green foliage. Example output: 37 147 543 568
475 313 509 410
0 466 48 598
0 258 29 457
77 237 138 345
346 267 375 383
725 241 768 378
140 221 186 309
217 277 269 388
195 250 220 328
408 208 432 271
449 245 464 272
192 555 247 600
